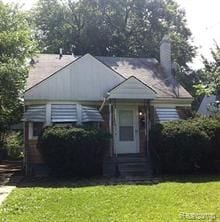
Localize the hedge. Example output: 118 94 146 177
150 117 220 174
38 126 110 177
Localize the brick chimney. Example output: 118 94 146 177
160 36 180 96
160 35 171 77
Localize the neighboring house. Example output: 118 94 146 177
23 36 193 176
197 95 219 116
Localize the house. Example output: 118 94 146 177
197 95 220 116
23 36 193 176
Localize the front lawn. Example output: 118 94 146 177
0 177 219 222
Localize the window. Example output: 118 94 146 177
119 110 134 141
33 122 44 137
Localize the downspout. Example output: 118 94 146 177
99 97 106 112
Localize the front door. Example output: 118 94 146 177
115 106 139 154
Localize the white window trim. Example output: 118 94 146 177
46 103 51 125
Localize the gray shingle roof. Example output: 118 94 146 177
27 54 79 90
26 54 192 98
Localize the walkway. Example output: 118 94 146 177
0 161 23 205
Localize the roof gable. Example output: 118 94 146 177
108 76 156 100
25 54 124 101
197 95 216 116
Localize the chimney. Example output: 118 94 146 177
59 48 63 59
160 35 171 77
160 36 180 96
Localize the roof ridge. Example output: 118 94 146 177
95 55 158 60
35 53 157 61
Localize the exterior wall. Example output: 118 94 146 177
28 140 44 165
100 106 112 157
139 124 147 154
138 106 147 154
25 54 124 101
100 106 110 133
25 122 44 176
176 106 193 119
24 100 192 175
138 104 155 155
24 103 111 174
149 106 155 125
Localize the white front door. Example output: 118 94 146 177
115 106 139 154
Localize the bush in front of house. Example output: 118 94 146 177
150 117 220 174
5 132 23 160
37 126 110 177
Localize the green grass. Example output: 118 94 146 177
0 177 220 222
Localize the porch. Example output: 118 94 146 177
101 76 157 178
105 76 157 158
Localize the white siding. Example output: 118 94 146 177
25 54 124 101
108 77 156 99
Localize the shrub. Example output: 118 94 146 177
150 117 220 174
37 126 110 177
5 132 23 160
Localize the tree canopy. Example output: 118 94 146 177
0 1 36 129
33 0 196 67
194 44 220 97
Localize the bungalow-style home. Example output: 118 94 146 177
23 36 193 176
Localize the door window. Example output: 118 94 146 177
119 110 134 141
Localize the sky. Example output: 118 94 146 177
2 0 220 69
176 0 220 69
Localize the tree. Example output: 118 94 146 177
194 44 220 97
0 1 36 147
33 0 196 67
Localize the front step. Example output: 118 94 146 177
103 154 153 178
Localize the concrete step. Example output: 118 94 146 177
124 176 160 183
103 154 153 178
104 155 149 164
119 162 150 168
